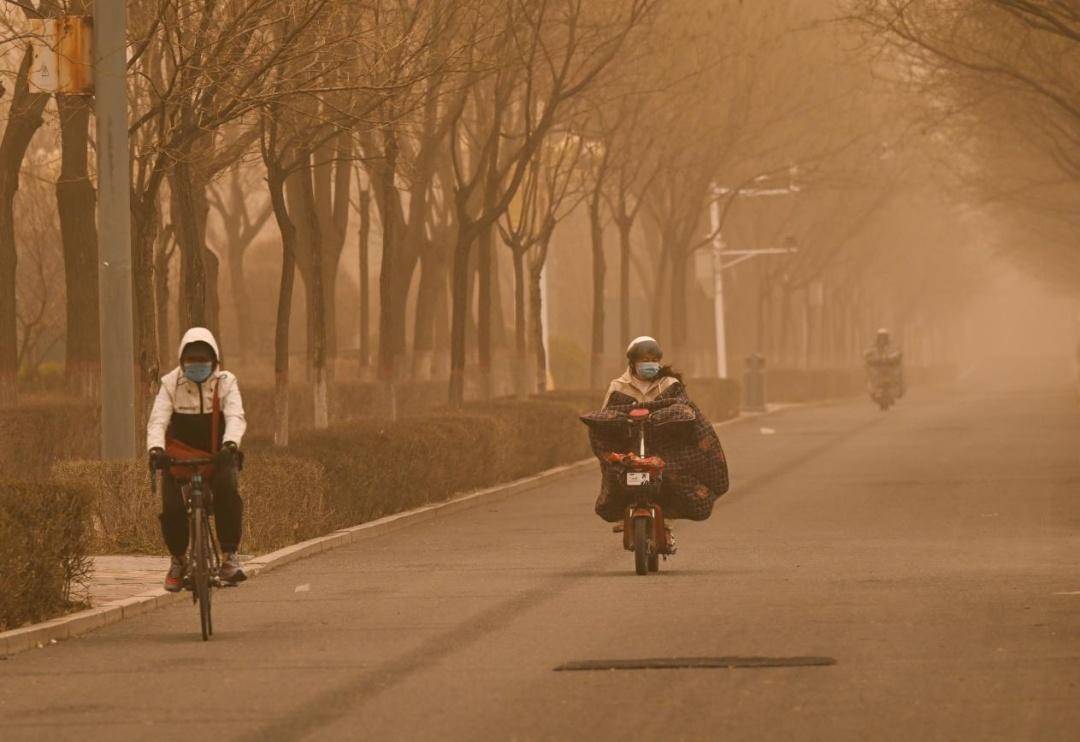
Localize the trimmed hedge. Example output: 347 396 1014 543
242 379 450 434
0 398 98 479
685 378 741 422
0 481 93 631
249 398 591 527
52 454 332 556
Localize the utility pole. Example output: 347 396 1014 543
708 173 800 378
95 2 136 458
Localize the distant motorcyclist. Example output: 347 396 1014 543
865 328 905 402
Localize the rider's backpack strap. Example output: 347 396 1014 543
211 377 221 454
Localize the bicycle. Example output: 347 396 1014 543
152 455 227 641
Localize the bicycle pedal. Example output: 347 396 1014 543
612 523 624 533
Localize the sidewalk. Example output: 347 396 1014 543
83 556 172 606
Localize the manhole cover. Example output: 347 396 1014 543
554 656 836 672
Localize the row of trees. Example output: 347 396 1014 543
0 0 996 447
851 0 1080 288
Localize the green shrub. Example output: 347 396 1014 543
0 481 93 631
51 455 332 556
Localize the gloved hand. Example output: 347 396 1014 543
148 447 168 472
215 441 238 468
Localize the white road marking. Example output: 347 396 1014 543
294 584 310 593
760 427 776 435
1052 591 1080 596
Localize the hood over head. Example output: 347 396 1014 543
178 327 221 363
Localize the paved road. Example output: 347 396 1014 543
2 377 1079 741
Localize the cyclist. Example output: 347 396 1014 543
147 327 247 592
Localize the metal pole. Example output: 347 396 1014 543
95 2 136 459
709 195 728 378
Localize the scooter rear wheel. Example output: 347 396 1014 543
633 518 650 575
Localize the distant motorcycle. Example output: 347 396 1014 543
866 353 904 411
609 408 676 575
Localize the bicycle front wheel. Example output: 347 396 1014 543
193 507 212 641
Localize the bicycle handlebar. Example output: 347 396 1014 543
153 456 216 472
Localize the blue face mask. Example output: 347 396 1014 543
183 362 214 384
635 362 661 380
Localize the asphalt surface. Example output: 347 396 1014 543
2 375 1079 741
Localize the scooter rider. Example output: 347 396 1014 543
602 336 681 408
590 336 729 523
864 327 905 398
147 327 247 592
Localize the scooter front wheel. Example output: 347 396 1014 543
633 517 650 575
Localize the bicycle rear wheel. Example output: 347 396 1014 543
193 507 212 641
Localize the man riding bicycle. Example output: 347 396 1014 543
147 327 248 592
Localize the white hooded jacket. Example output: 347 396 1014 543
146 327 247 452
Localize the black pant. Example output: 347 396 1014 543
159 461 243 556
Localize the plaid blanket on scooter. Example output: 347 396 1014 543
580 383 729 522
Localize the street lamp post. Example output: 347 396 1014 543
708 174 800 379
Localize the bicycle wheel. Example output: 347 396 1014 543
204 511 216 637
193 506 212 641
633 518 650 576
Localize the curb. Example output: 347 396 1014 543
0 408 771 658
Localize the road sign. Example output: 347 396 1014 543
29 20 58 93
28 16 94 95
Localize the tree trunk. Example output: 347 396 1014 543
226 231 252 367
511 246 528 398
433 262 452 379
376 133 400 384
296 152 329 429
171 164 213 332
669 248 689 361
266 166 296 447
449 221 475 407
56 93 100 398
357 188 371 378
0 49 49 405
589 197 606 390
477 222 493 400
528 256 548 394
154 228 173 368
412 242 446 381
617 215 632 349
131 198 162 429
